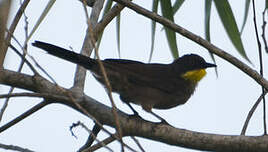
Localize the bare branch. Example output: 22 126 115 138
0 0 12 67
1 0 30 66
0 101 47 133
8 44 38 74
0 143 34 152
81 0 125 150
85 136 116 152
111 0 268 91
252 0 266 134
72 0 105 91
0 42 38 122
85 134 138 152
130 136 145 152
94 3 125 39
262 9 268 53
241 91 268 135
0 92 62 99
70 121 112 152
1 69 268 152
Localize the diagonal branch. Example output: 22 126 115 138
72 0 105 91
252 0 266 135
111 0 268 91
241 91 268 135
0 143 34 152
0 101 47 133
1 0 30 67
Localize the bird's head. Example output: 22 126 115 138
172 54 216 83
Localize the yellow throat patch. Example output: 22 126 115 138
182 69 207 83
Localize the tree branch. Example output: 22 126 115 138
1 0 30 67
241 91 268 135
0 101 47 133
1 69 268 152
72 0 105 91
0 143 34 152
111 0 268 91
252 0 267 135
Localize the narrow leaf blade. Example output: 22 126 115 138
205 0 218 75
149 0 159 62
27 0 56 42
96 0 113 49
172 0 185 14
116 13 121 58
160 0 179 59
240 0 250 34
214 0 250 62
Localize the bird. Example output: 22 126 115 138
32 41 216 123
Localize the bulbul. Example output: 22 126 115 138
32 41 216 123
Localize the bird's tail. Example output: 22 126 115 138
32 41 96 69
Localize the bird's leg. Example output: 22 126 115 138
126 102 142 118
120 96 142 118
142 105 169 124
148 110 169 125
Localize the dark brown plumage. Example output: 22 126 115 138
32 41 216 123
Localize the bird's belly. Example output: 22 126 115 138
94 72 195 111
119 86 192 110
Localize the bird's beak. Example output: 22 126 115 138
205 63 217 68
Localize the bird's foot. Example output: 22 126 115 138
128 112 142 119
158 119 170 126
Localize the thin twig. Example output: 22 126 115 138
130 136 145 152
85 136 116 152
252 0 266 135
241 91 268 135
72 0 105 90
1 10 32 121
94 3 125 39
85 134 138 152
82 0 125 151
0 143 34 152
21 0 29 49
70 121 112 152
58 86 121 144
0 42 38 122
0 101 47 133
1 0 30 66
78 124 101 151
0 0 12 67
0 92 57 99
8 44 38 74
261 9 268 53
0 2 31 122
7 30 57 84
9 32 58 84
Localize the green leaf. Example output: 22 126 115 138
96 0 113 49
214 0 250 62
160 0 179 59
240 0 250 34
160 0 185 32
205 0 217 75
172 0 185 14
149 0 159 62
266 0 268 9
27 0 56 42
116 13 121 58
205 0 212 42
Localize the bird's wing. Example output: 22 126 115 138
103 59 184 94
